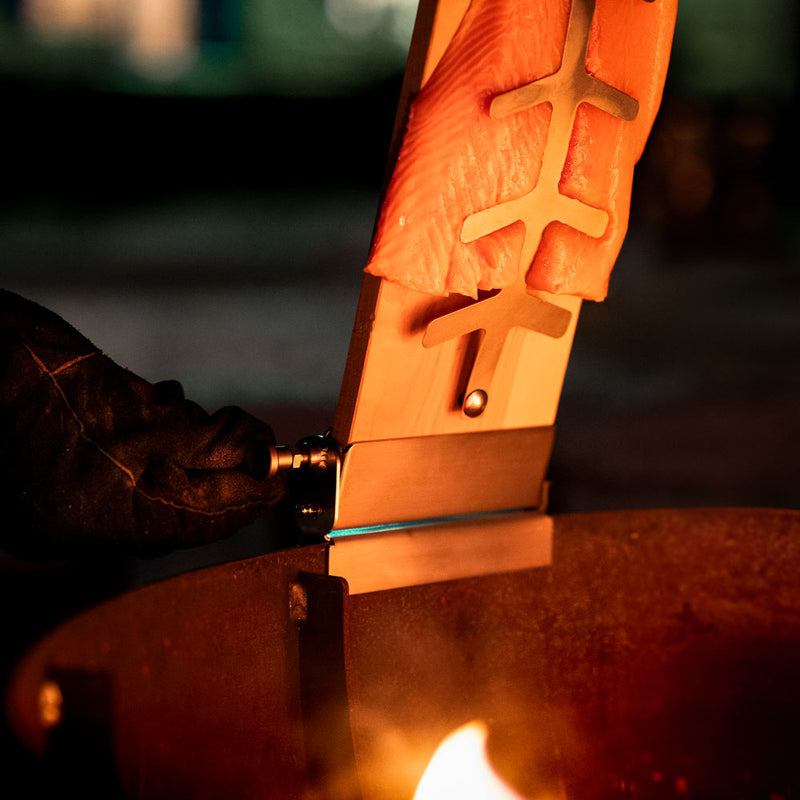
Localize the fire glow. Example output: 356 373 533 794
414 721 525 800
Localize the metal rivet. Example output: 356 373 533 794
289 581 309 625
463 389 488 417
38 680 63 729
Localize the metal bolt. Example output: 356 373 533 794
289 581 308 625
463 389 488 417
38 680 63 729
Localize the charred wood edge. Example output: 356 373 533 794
296 570 363 800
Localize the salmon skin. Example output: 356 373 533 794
365 0 677 301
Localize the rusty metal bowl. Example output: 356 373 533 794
6 507 800 799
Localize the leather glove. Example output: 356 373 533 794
0 289 285 560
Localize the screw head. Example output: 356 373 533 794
463 389 488 417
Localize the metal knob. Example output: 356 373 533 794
266 435 337 479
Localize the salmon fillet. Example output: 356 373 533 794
365 0 677 301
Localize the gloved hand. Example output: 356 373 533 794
0 289 285 560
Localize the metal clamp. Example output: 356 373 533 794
266 436 339 479
269 432 342 538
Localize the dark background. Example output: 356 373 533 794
0 0 799 790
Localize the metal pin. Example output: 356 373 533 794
463 389 488 417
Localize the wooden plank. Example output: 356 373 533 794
333 0 580 444
335 279 580 442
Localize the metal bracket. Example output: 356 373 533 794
273 425 554 539
294 572 361 800
332 426 554 533
423 278 572 418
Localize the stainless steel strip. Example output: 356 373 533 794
332 425 555 532
328 510 553 595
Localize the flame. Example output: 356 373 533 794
414 721 525 800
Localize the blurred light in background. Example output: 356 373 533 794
23 0 198 79
324 0 416 49
125 0 198 78
3 0 797 98
672 0 797 102
1 0 414 93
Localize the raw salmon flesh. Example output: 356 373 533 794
365 0 678 301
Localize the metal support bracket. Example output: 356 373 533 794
275 425 554 539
